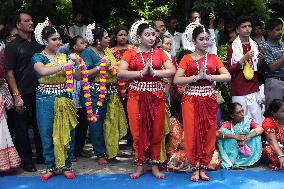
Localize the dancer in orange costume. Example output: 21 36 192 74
118 19 176 179
174 25 230 182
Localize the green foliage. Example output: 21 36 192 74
129 0 175 21
0 0 72 25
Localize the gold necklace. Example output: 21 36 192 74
42 51 58 63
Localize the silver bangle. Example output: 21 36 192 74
209 74 212 81
153 70 157 77
193 75 196 82
139 70 143 77
277 154 284 159
95 66 100 70
60 64 64 71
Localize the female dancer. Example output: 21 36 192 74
81 22 127 165
32 18 80 180
118 19 176 179
174 25 230 182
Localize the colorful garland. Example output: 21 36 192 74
65 64 73 93
65 53 97 122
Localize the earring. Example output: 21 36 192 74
97 41 101 47
138 38 141 44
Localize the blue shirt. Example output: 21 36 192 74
262 39 284 77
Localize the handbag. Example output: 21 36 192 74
238 144 252 157
243 61 254 80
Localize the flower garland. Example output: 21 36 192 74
97 58 107 107
65 54 97 122
65 65 73 93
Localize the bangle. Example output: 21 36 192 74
72 65 81 69
209 74 212 81
222 134 225 139
95 66 100 70
277 154 284 159
193 75 196 82
139 70 143 77
60 64 64 71
153 70 157 77
12 92 21 97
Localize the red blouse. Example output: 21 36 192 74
121 48 169 82
263 117 284 143
179 54 224 86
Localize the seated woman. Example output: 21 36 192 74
262 99 284 170
217 102 263 169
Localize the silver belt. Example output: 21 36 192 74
128 80 165 92
183 85 214 97
90 82 117 94
37 83 66 95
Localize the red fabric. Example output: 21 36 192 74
121 48 169 82
138 91 163 163
180 54 220 166
127 90 165 164
226 44 259 96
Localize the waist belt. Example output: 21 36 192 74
37 83 66 95
129 80 165 92
183 85 214 97
90 82 117 94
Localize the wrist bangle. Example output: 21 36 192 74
139 70 143 77
193 75 196 82
222 134 225 139
95 66 100 70
12 92 21 97
153 70 157 77
277 154 284 159
60 64 64 71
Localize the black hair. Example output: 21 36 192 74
170 94 182 122
161 35 171 44
227 102 242 120
15 12 31 26
0 25 16 43
90 27 107 46
137 23 154 36
265 18 283 32
235 16 252 28
189 10 200 19
176 49 192 65
264 99 284 118
41 26 58 41
69 35 84 51
192 25 210 40
109 25 128 48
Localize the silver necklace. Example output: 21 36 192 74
138 47 153 67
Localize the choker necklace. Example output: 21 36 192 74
138 47 153 66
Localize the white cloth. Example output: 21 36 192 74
0 94 21 172
71 80 82 108
69 25 87 38
164 31 182 57
231 36 259 71
232 91 263 125
181 29 217 54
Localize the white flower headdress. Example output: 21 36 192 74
129 18 148 45
34 17 50 45
85 21 96 44
184 20 203 44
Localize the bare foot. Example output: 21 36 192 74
151 165 165 179
130 166 144 179
40 170 55 180
97 157 108 166
199 169 210 181
190 170 199 182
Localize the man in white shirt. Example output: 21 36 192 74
164 17 182 57
69 13 87 38
182 10 217 54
